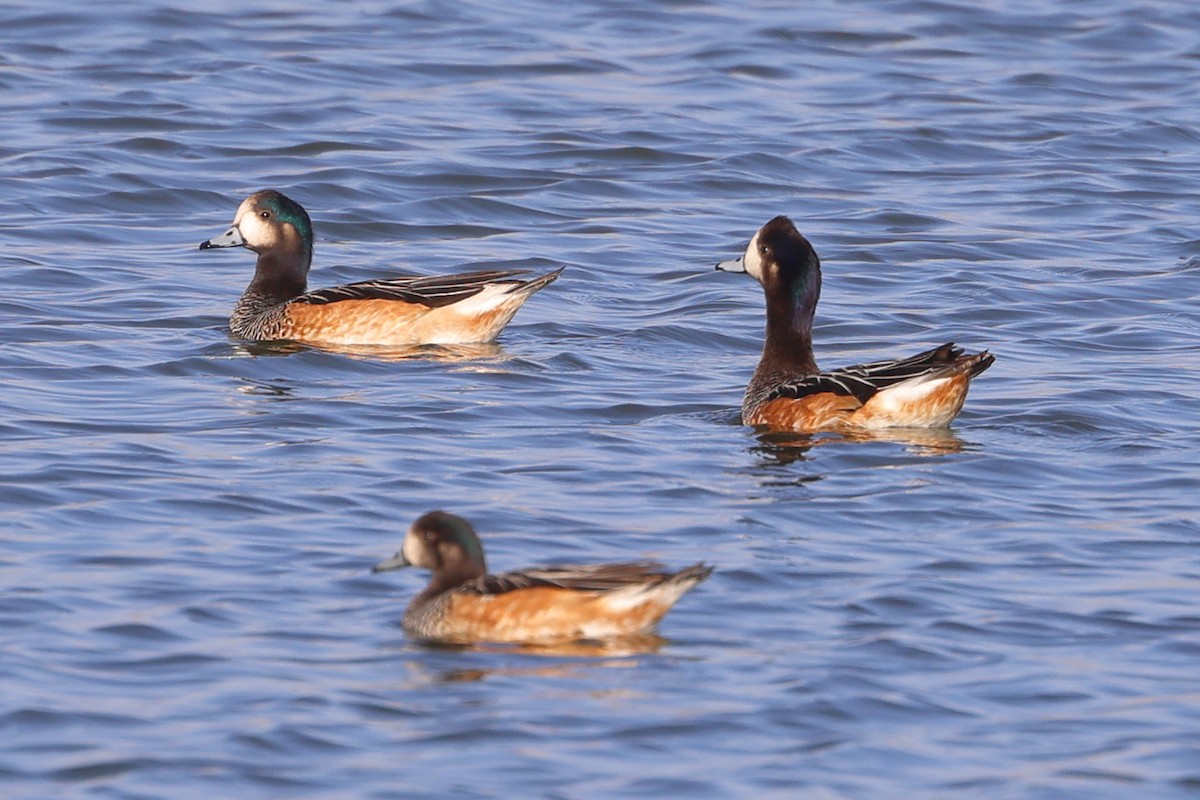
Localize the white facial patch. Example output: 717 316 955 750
231 204 276 251
742 230 764 282
401 527 423 565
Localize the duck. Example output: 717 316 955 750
372 511 713 645
198 190 562 345
716 215 993 431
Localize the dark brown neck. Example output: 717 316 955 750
758 275 819 376
422 559 487 598
764 310 816 374
244 251 308 305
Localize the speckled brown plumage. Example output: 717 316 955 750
200 190 561 345
373 511 713 645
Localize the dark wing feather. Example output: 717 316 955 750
458 561 670 596
294 269 533 308
768 343 965 404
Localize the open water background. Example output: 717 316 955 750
2 0 1199 797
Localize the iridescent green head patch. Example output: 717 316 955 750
264 192 313 246
445 515 485 564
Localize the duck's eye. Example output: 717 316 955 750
424 531 435 542
259 210 271 220
760 244 772 257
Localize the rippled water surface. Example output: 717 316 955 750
3 0 1200 797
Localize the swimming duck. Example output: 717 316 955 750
372 511 713 645
199 190 562 345
717 216 993 431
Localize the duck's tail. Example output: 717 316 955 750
505 266 564 297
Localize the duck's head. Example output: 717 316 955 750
717 215 820 296
200 189 314 271
373 511 488 581
716 215 822 331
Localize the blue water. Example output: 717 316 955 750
3 1 1199 797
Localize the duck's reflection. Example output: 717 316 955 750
837 426 965 454
224 340 511 403
230 339 506 363
403 634 670 684
751 425 967 467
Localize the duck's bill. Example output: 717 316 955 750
199 225 245 250
372 552 412 573
715 256 746 273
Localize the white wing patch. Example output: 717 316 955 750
868 372 951 413
441 282 521 316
